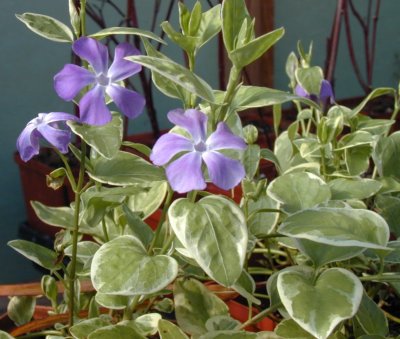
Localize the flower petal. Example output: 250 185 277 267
203 151 245 190
167 109 207 143
294 84 310 98
36 124 72 153
54 64 95 101
150 133 193 166
43 112 79 124
79 85 111 125
166 152 205 193
320 79 335 104
206 122 247 151
108 43 142 82
16 123 40 162
106 84 145 119
73 37 108 74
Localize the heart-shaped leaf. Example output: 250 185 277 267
68 114 123 159
267 172 331 214
90 151 165 186
169 196 247 286
279 207 390 250
174 278 229 336
91 235 178 295
277 268 363 339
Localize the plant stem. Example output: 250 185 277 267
123 295 141 320
237 303 280 330
68 141 87 327
16 331 62 339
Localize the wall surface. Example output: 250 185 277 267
0 0 398 283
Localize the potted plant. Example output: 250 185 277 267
4 0 400 338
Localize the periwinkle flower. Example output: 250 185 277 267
150 109 247 193
54 37 145 126
295 79 335 105
17 112 78 162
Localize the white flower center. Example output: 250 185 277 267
194 141 207 153
96 73 110 87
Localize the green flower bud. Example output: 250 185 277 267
243 125 259 144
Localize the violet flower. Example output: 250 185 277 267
54 37 145 125
150 109 247 193
295 79 335 105
17 112 79 162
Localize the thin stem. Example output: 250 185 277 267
218 66 242 125
148 186 174 254
54 148 77 191
382 309 400 324
123 295 141 320
237 303 281 330
68 141 87 327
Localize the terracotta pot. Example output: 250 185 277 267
225 300 276 332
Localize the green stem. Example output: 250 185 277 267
148 186 174 254
123 295 141 320
237 303 280 330
54 148 77 191
101 219 109 242
68 141 87 327
217 66 242 126
80 0 87 37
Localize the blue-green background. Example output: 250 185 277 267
0 0 398 282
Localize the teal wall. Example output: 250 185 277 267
0 0 398 283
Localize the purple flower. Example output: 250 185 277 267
295 79 335 105
54 37 145 125
17 112 79 162
150 109 247 193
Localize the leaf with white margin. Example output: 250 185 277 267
91 235 178 295
279 207 390 250
277 268 363 339
329 178 382 200
158 319 189 339
267 172 331 214
169 196 247 286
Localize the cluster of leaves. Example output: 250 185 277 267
4 1 400 339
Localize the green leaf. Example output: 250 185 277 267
126 55 215 103
7 296 36 326
68 114 123 160
355 292 388 336
133 313 162 336
95 293 131 310
89 27 165 44
345 145 372 176
350 88 396 118
329 178 381 200
174 278 229 335
158 319 189 339
279 207 390 250
244 144 260 179
126 181 168 219
275 319 316 338
0 331 15 339
8 240 60 270
16 13 74 42
375 194 400 237
169 196 247 286
121 205 153 247
295 66 324 95
221 0 250 52
373 131 400 178
278 268 363 339
70 317 112 339
205 316 241 332
41 275 58 308
336 131 374 150
31 201 74 228
247 190 280 237
89 151 165 186
197 5 222 48
229 27 284 68
68 0 80 36
260 148 282 174
91 235 178 295
357 118 394 135
161 21 197 53
141 39 190 102
230 86 319 112
88 325 146 339
267 172 331 214
64 241 100 266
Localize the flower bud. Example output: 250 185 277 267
243 125 258 145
